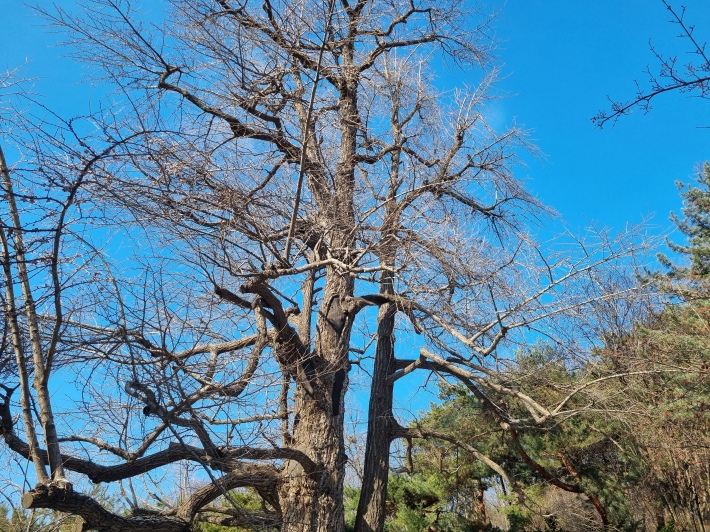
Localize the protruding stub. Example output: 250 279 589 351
21 480 74 509
53 478 73 493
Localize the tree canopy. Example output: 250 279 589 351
0 1 691 531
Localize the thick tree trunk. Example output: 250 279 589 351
276 48 359 527
278 271 351 532
354 113 401 530
279 389 346 531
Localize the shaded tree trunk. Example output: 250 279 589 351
355 267 396 531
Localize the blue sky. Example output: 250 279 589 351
485 0 710 235
2 2 707 425
2 0 708 237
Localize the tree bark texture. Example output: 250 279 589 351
355 299 396 531
21 485 190 532
278 272 353 532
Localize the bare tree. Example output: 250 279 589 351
0 1 654 531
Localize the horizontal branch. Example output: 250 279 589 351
22 484 189 532
2 395 301 482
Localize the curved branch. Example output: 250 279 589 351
391 423 515 496
21 485 190 532
176 466 280 520
2 395 310 482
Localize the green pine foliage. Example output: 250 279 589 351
606 303 710 529
194 488 278 532
658 162 710 294
387 318 708 530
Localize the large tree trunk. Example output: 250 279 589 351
279 389 346 531
278 271 352 532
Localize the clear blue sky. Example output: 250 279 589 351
486 0 710 234
2 0 708 236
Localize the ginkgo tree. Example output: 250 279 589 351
0 1 653 531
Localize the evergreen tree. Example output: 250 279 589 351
658 162 710 294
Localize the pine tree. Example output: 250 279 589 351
658 162 710 295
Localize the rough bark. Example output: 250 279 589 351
273 21 361 523
278 272 352 532
22 485 190 532
354 295 396 531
